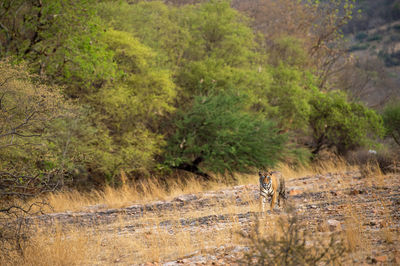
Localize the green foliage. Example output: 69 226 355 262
309 90 384 155
164 92 287 177
0 60 117 187
266 64 314 131
382 100 400 146
348 43 369 52
94 29 177 173
355 32 368 41
97 1 190 68
0 0 390 185
182 0 256 66
176 58 271 98
0 0 116 96
267 36 309 68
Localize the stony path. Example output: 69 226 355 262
30 171 400 265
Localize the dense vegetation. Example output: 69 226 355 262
0 0 392 192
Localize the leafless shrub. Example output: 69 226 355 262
239 208 347 265
346 149 399 175
0 200 51 262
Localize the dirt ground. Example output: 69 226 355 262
29 170 400 265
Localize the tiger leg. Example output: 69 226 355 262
281 191 286 208
261 197 267 215
270 193 277 211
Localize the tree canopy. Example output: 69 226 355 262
0 0 388 185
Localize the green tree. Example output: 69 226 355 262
94 29 177 174
97 0 190 68
0 60 117 188
382 100 400 146
182 0 256 66
266 64 315 132
308 90 384 155
163 92 287 178
0 0 116 96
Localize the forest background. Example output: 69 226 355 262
0 0 399 198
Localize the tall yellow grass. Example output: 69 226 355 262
41 159 355 213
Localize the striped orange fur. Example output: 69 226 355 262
259 170 286 212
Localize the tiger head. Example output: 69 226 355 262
259 169 273 182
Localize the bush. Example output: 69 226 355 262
348 43 369 52
355 32 368 41
308 90 384 156
382 101 400 146
393 24 400 32
346 149 399 174
239 209 347 265
163 92 287 178
367 34 383 42
381 51 400 67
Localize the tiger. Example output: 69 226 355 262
259 170 286 213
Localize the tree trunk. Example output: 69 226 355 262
173 156 211 180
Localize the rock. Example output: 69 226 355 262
369 221 377 226
289 189 302 196
394 254 400 264
327 219 341 231
349 189 365 195
173 194 198 202
374 255 387 262
366 256 377 264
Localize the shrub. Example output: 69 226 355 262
348 43 369 52
163 92 287 179
382 100 400 147
239 209 348 265
308 90 384 156
355 32 368 41
346 149 399 174
367 34 383 42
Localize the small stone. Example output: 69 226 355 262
349 189 359 195
366 256 377 264
173 194 197 202
327 219 341 231
375 255 387 262
289 189 302 196
369 221 377 226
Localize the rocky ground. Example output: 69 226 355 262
30 170 400 265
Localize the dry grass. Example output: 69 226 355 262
3 159 397 265
39 159 355 214
2 224 93 266
278 156 356 180
1 199 270 265
40 176 220 213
